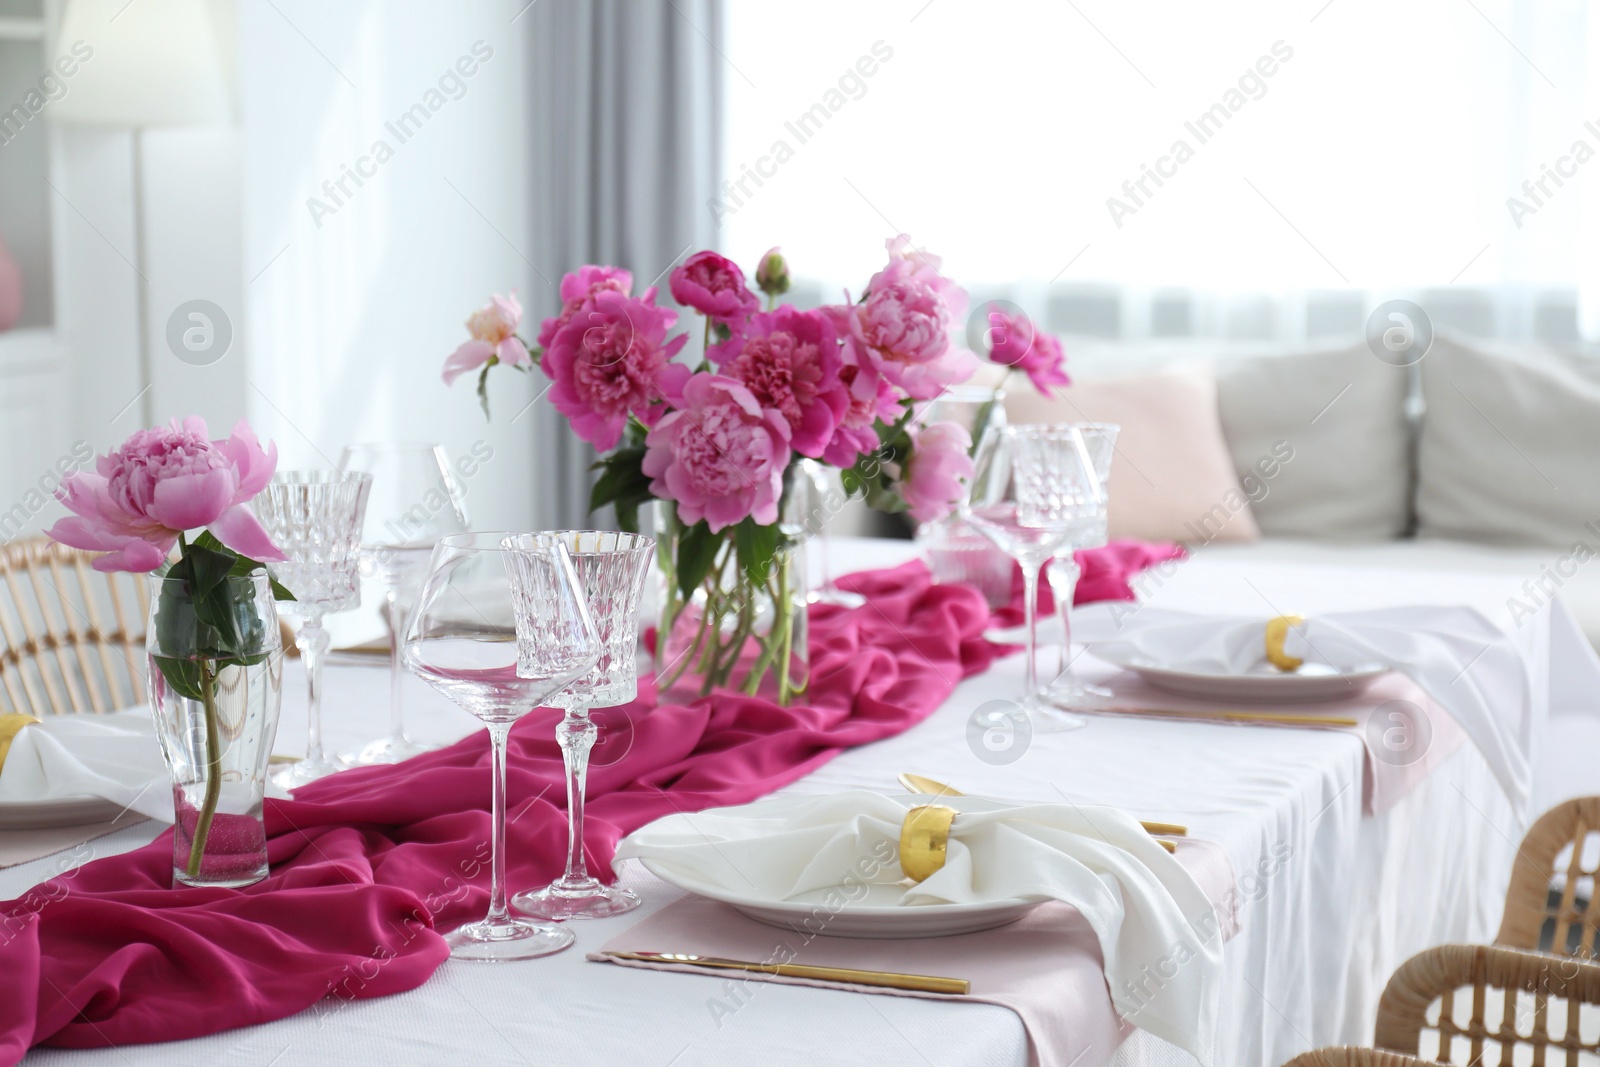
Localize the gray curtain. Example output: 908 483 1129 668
525 0 725 529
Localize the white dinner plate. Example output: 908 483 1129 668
0 794 125 829
1093 652 1390 704
638 795 1048 939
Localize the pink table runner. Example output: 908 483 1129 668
593 838 1239 1067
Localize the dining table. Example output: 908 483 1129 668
10 535 1598 1067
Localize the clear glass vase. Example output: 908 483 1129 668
653 500 809 707
914 383 1013 608
146 572 284 888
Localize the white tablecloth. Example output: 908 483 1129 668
14 538 1600 1067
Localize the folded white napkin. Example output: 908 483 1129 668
1075 604 1533 811
0 711 175 821
616 790 1225 1062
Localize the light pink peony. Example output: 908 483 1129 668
540 288 690 451
848 235 974 401
900 420 974 523
669 251 760 322
48 418 285 572
820 358 902 468
442 292 532 385
709 307 846 458
985 306 1069 395
537 265 633 348
642 373 791 533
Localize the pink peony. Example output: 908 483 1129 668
709 306 846 458
540 288 689 451
48 418 285 572
820 359 902 468
848 235 974 401
537 265 633 348
442 292 532 385
669 251 760 322
985 306 1069 395
900 420 974 523
642 373 791 533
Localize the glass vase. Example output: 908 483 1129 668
146 572 284 888
653 500 809 707
914 383 1013 608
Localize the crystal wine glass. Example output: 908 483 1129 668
962 424 1100 728
338 442 469 765
403 532 599 961
1043 422 1119 707
255 470 372 787
513 530 655 921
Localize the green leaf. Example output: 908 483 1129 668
151 654 207 702
733 517 780 586
227 553 296 601
588 446 655 532
676 521 721 601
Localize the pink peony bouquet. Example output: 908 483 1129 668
443 237 1067 703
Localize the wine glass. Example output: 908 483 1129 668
255 471 372 786
403 532 599 961
1043 423 1119 707
338 442 470 765
962 425 1101 728
512 531 655 921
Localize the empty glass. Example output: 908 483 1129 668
1044 423 1119 707
404 532 599 961
799 460 864 608
513 530 655 921
338 443 469 765
255 471 372 787
913 385 1012 608
963 425 1101 727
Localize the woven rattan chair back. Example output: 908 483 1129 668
1280 1048 1426 1067
0 537 149 716
1498 798 1600 960
1376 943 1600 1065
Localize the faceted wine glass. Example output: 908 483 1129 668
1043 422 1119 707
962 424 1100 728
338 442 469 765
254 470 372 787
512 530 655 921
403 532 599 961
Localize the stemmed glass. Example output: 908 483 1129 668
963 424 1102 728
513 530 655 921
255 471 372 786
403 532 599 961
338 443 469 765
1043 423 1119 706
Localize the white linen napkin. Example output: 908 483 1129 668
1074 604 1533 812
616 790 1225 1063
0 711 173 821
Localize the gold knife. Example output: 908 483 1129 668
600 951 969 995
896 773 1189 846
1067 705 1359 729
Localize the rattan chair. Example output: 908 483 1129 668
0 536 150 716
1375 943 1600 1064
1281 1048 1426 1067
1498 797 1600 959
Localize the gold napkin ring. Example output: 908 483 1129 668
1265 614 1305 673
900 804 957 883
0 713 40 772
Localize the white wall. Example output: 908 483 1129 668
236 0 540 532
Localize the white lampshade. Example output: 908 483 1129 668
51 0 229 127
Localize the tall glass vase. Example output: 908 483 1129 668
914 384 1012 607
653 500 809 707
146 572 284 888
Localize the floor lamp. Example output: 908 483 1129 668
50 0 229 427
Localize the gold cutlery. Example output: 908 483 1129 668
896 773 1187 850
1067 705 1358 730
601 951 969 995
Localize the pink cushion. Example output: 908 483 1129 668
1004 363 1260 544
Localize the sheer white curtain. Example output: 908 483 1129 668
721 0 1600 349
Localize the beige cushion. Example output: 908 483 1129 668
1417 335 1600 547
1215 343 1412 540
1005 363 1260 544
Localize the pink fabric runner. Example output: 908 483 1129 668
0 545 1175 1061
593 837 1239 1067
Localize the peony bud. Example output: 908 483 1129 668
755 247 790 297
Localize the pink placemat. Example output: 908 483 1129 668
592 838 1238 1067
